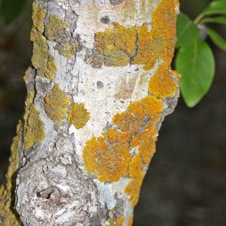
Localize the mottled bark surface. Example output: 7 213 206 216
0 0 179 225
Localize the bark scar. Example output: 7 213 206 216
37 186 61 199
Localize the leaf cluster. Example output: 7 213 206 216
175 0 226 107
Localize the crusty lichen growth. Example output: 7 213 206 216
128 215 134 226
0 122 22 226
149 63 178 98
23 92 45 150
68 102 90 129
32 2 45 33
83 0 179 223
107 216 125 226
30 3 56 78
83 96 163 183
83 130 131 182
91 0 178 74
44 84 70 125
45 15 78 58
45 15 69 40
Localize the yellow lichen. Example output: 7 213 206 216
83 96 162 183
128 215 134 226
45 15 69 40
82 0 179 210
23 67 32 82
149 64 178 98
128 152 145 178
23 92 45 150
124 176 145 207
45 15 78 58
32 2 45 32
44 84 70 125
68 102 90 129
92 0 178 77
170 69 181 78
30 4 56 78
24 105 45 150
107 216 125 225
0 122 22 226
31 29 56 79
94 23 136 67
83 129 131 182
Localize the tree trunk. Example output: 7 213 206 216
0 0 180 225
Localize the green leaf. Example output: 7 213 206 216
207 27 226 51
176 39 215 107
175 13 200 48
202 1 226 16
1 0 26 24
201 16 226 25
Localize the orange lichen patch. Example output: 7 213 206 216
107 216 125 225
83 96 163 183
128 152 145 178
128 215 134 226
92 0 178 70
127 101 145 120
83 129 131 182
132 24 154 70
44 84 70 125
149 64 178 98
0 123 22 225
139 142 156 165
94 23 136 66
142 96 163 117
32 2 45 32
112 112 139 134
95 23 137 58
124 176 145 207
151 0 179 62
68 102 90 129
130 125 157 148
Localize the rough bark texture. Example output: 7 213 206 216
0 0 180 225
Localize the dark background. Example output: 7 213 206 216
0 1 225 225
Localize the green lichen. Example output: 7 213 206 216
45 15 78 58
30 3 56 79
23 92 45 150
68 102 90 129
32 2 45 32
45 15 69 40
31 29 56 79
44 84 70 125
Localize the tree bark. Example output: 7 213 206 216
0 0 180 225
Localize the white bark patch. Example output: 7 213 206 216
94 180 116 209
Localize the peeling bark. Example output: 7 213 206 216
0 0 180 225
